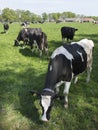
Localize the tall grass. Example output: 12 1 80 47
0 22 98 130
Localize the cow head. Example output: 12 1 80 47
14 39 19 46
30 89 63 122
75 28 78 31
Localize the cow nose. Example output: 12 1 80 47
41 115 48 122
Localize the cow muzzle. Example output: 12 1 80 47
41 115 49 122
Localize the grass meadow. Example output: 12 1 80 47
0 22 98 130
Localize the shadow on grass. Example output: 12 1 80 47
19 47 50 61
76 33 98 43
0 67 46 126
19 47 36 57
0 64 98 129
17 68 46 125
0 31 6 34
18 89 42 124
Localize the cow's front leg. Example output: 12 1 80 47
45 47 48 55
63 82 71 108
74 76 78 84
62 38 65 43
55 81 64 94
31 47 35 53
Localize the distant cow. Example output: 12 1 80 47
3 23 9 33
21 21 30 28
61 26 78 42
30 38 94 121
14 28 48 56
28 28 48 56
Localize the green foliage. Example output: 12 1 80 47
2 8 17 22
42 13 48 21
0 22 98 130
62 11 76 18
20 10 32 22
1 7 98 23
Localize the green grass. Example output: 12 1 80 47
0 22 98 130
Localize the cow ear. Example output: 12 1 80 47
29 90 41 97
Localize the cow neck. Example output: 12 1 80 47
16 39 19 42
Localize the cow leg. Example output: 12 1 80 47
62 38 65 43
32 48 35 53
45 48 48 55
86 59 92 83
39 50 42 57
74 76 78 84
38 43 43 57
31 45 35 53
63 81 71 108
55 81 64 94
22 41 26 48
86 67 92 83
67 38 69 42
29 41 35 53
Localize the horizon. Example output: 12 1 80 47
0 0 98 17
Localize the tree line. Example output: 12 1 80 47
0 8 98 23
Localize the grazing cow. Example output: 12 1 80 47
21 21 30 28
14 28 48 56
61 26 78 42
14 28 29 46
30 38 94 121
3 23 9 33
28 29 48 56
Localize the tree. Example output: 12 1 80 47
31 13 42 23
42 13 48 21
1 7 95 23
2 8 17 22
52 13 60 21
61 12 76 19
19 10 32 22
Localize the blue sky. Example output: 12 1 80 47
0 0 98 16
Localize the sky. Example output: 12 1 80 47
0 0 98 16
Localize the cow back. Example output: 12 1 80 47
63 43 87 75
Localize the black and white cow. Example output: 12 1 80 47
30 38 94 121
14 28 48 56
21 21 30 28
61 26 78 43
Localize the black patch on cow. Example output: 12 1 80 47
44 54 73 91
63 43 87 76
61 26 78 41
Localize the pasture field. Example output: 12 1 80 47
0 22 98 130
